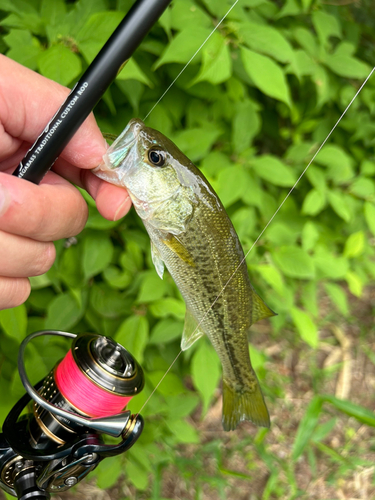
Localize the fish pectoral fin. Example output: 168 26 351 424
251 290 277 324
181 310 205 351
151 241 165 279
162 235 196 267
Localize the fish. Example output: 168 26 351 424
94 118 276 431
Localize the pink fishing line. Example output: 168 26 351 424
55 350 132 417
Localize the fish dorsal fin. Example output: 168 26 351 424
162 235 196 267
251 290 277 324
151 241 164 279
181 309 205 351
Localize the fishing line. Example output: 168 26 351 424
143 0 240 121
136 66 375 416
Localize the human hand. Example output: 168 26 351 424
0 55 132 310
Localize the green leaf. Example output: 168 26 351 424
232 101 261 154
148 370 185 396
95 456 122 490
149 298 186 320
103 266 132 289
293 27 318 56
173 126 221 162
45 292 84 330
292 396 322 460
115 315 149 364
191 341 221 415
291 307 318 347
257 265 285 295
149 319 183 344
38 45 82 85
349 177 375 200
241 47 291 106
314 249 349 279
40 0 66 26
59 245 84 288
154 26 211 68
124 459 149 490
238 22 294 63
0 304 27 342
82 232 114 280
29 273 52 290
302 189 326 216
324 47 371 79
76 11 124 63
343 231 365 258
322 395 375 427
137 271 167 303
345 271 363 297
327 190 351 222
361 160 375 177
364 202 375 236
117 58 153 87
169 0 211 31
272 246 315 279
90 284 131 319
167 418 200 444
315 145 353 177
324 283 349 316
312 11 341 46
306 166 326 192
302 221 320 253
216 166 251 207
3 29 42 69
250 155 296 187
192 32 232 85
164 393 199 418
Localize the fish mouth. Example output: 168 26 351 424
95 118 144 174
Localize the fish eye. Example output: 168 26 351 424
148 148 166 167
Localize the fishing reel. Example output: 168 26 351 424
0 330 145 500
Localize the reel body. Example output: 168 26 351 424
0 331 145 499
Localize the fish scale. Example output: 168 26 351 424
95 118 276 431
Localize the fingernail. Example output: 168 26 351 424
113 193 130 221
0 183 10 216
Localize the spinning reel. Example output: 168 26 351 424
0 330 145 500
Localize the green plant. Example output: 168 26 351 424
0 0 374 498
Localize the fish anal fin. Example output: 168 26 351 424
222 378 270 431
251 290 277 324
151 241 164 279
162 235 196 267
181 310 205 351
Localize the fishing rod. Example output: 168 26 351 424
12 0 172 184
2 1 171 498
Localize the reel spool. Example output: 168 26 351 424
29 332 144 447
0 330 145 499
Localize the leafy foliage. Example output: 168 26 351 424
0 0 375 497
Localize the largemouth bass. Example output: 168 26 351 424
94 119 276 431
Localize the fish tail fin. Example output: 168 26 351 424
222 378 270 431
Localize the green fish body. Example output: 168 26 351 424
94 119 275 431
